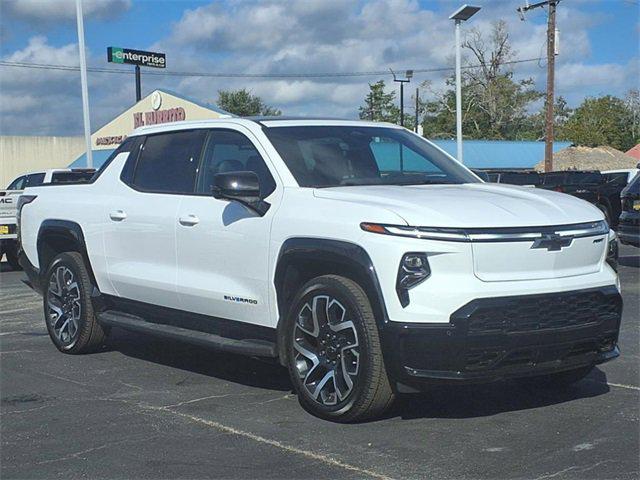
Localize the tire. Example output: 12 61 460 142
284 274 394 422
4 242 21 271
43 252 108 354
517 365 594 389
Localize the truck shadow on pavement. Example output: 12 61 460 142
387 369 611 420
104 328 611 420
619 254 640 268
105 328 292 392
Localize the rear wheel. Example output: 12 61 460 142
285 275 394 422
518 365 594 388
43 252 108 354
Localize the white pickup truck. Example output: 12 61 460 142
2 169 95 270
17 118 623 422
0 188 23 269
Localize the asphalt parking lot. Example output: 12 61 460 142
1 246 638 480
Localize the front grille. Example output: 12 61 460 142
464 290 621 335
464 341 603 371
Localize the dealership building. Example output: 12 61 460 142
2 88 579 186
0 90 231 186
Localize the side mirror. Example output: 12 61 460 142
212 171 270 216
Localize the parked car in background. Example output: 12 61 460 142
479 169 541 186
498 170 542 186
539 171 625 227
618 172 640 247
602 169 640 185
470 169 490 181
0 187 23 270
17 118 621 422
1 168 95 270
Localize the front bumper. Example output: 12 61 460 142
380 286 622 389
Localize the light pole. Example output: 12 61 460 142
449 4 480 164
391 69 413 127
75 0 92 168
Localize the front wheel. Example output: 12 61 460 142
43 252 108 354
285 275 394 422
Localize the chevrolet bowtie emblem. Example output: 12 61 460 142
531 233 573 251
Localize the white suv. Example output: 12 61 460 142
18 118 622 421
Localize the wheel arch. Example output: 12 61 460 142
37 220 99 293
273 238 389 365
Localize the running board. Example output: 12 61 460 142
97 310 277 357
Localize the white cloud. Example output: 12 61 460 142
0 36 120 135
557 62 628 89
0 0 637 135
3 0 132 23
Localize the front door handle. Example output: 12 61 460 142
109 210 127 221
178 214 200 227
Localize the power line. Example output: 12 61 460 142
0 57 546 79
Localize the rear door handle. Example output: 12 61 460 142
178 214 200 227
109 210 127 221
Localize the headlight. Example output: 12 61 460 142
396 253 430 307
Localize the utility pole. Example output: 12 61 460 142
517 0 559 172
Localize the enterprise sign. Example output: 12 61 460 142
107 47 166 68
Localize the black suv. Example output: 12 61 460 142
618 173 640 247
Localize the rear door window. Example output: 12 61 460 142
132 130 207 193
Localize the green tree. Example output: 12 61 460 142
421 21 542 140
626 89 640 144
562 95 635 151
216 88 281 117
520 96 573 141
359 80 400 123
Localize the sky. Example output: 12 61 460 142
0 0 638 136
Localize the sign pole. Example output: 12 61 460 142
75 0 92 169
107 46 165 104
135 65 141 102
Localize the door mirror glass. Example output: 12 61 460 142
212 171 269 215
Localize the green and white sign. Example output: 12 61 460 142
107 47 166 68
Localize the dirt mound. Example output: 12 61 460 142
535 145 639 172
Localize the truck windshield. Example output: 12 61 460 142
263 126 479 187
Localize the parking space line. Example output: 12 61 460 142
147 405 394 480
585 379 640 392
0 306 41 315
607 382 640 391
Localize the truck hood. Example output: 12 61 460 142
313 183 603 228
